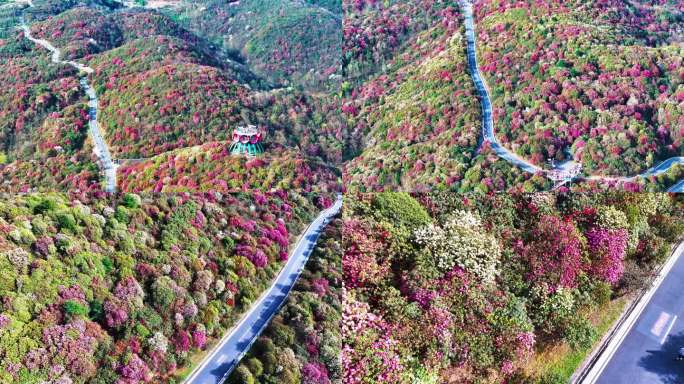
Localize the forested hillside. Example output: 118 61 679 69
151 0 343 91
341 0 554 192
342 0 684 192
343 192 684 383
474 0 684 176
342 0 485 191
0 191 327 383
0 0 345 195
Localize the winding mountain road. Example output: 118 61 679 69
184 194 343 384
463 1 542 175
18 2 118 192
460 0 683 191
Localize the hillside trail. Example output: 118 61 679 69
19 0 118 192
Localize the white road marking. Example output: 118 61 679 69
661 315 677 345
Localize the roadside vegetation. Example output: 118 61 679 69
228 216 342 384
342 192 684 383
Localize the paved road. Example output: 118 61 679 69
460 0 683 190
667 179 684 193
185 194 343 384
592 244 684 384
462 1 542 175
19 6 118 192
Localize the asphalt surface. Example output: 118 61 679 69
667 179 684 193
596 245 684 384
641 157 684 178
460 0 683 189
185 195 343 384
19 10 118 192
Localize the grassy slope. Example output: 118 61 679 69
525 296 630 382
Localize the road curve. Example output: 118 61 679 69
584 157 684 184
18 3 118 192
460 0 683 190
578 242 684 384
462 1 542 175
184 194 343 384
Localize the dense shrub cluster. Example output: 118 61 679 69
342 192 684 382
0 191 322 383
118 144 341 195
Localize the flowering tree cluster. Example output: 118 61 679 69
521 214 584 290
341 295 403 384
586 227 629 284
117 144 341 196
341 192 684 382
0 191 322 383
414 210 501 282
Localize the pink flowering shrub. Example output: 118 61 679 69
173 331 191 353
117 353 150 384
520 215 584 289
341 296 403 384
192 328 207 349
302 361 331 384
104 298 129 329
311 278 329 297
342 219 391 288
586 227 629 284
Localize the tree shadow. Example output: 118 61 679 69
638 331 684 384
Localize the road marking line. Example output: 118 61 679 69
661 315 677 345
650 311 672 338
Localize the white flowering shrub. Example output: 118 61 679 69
636 193 659 217
596 206 628 229
413 210 500 283
148 332 168 353
4 247 29 270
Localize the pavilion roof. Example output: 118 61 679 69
234 124 259 136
